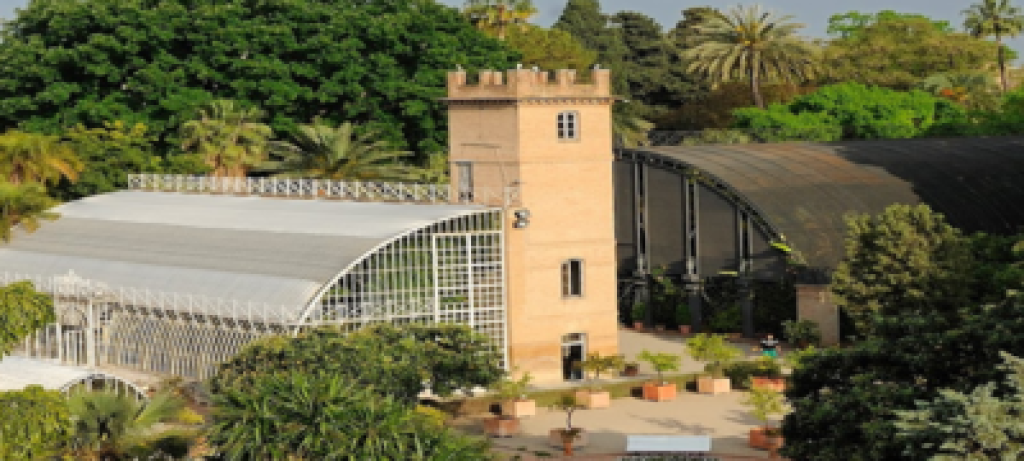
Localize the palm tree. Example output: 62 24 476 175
67 391 185 460
963 0 1024 93
180 99 273 177
683 4 820 109
266 120 417 182
0 130 83 185
463 0 537 40
0 182 57 242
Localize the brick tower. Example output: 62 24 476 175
445 68 619 383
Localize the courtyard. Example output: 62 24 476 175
457 329 783 460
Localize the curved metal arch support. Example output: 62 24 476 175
61 373 148 401
294 209 508 368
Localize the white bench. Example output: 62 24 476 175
626 434 712 455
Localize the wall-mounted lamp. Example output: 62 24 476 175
513 209 530 229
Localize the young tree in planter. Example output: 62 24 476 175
743 387 788 452
493 370 535 418
686 333 743 394
637 350 681 401
576 352 623 408
550 393 585 457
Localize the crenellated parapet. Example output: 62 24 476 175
445 68 613 101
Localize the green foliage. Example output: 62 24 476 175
733 83 969 141
551 393 583 431
724 357 783 386
54 121 165 200
463 0 537 41
781 319 822 347
831 204 975 335
210 324 504 405
611 11 702 113
179 99 273 177
706 303 742 333
0 130 83 186
743 387 787 427
504 25 595 72
963 0 1024 93
752 279 798 337
684 4 820 109
782 345 819 372
0 182 58 242
0 280 55 355
659 82 815 130
0 0 518 157
917 72 1001 111
494 370 533 401
680 129 754 146
265 120 417 181
209 372 493 460
685 334 741 378
67 391 186 460
637 350 681 384
552 0 630 95
820 18 1000 90
827 10 955 38
579 352 624 390
631 301 647 324
896 351 1024 460
0 386 72 460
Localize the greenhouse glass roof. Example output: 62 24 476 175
0 191 488 310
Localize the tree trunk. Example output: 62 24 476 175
998 35 1008 93
750 54 764 109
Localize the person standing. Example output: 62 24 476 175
760 334 781 358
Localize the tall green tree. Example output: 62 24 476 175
0 386 72 460
55 121 167 200
0 0 517 157
821 18 1001 90
266 120 416 181
0 280 56 355
684 4 820 108
828 10 955 38
67 391 186 460
179 99 273 177
963 0 1024 93
208 372 492 460
552 0 629 94
504 25 596 72
669 7 724 49
0 131 83 186
610 11 702 112
463 0 537 40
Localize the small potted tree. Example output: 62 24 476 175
750 356 786 392
496 371 535 418
676 302 692 335
548 393 587 455
782 319 821 349
743 387 787 450
632 301 647 331
622 360 640 377
637 350 680 401
686 333 742 394
575 353 622 409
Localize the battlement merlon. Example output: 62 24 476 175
445 68 613 100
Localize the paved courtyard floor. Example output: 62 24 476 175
460 329 789 460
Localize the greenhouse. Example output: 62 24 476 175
1 177 506 379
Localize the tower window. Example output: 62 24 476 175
561 259 584 297
456 161 474 202
557 111 579 140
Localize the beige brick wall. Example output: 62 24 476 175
447 69 619 383
795 284 840 346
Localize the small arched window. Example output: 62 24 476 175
557 111 579 140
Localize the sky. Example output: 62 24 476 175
0 0 1020 52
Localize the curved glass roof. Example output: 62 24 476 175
632 136 1024 269
0 191 489 316
0 356 145 398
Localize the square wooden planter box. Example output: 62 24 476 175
697 377 731 394
642 382 677 401
575 390 611 409
548 428 589 449
483 416 520 437
500 399 536 418
751 377 786 392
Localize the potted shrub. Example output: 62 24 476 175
495 371 535 418
708 304 742 339
548 393 587 455
622 360 640 377
686 333 742 394
637 350 680 401
676 302 692 335
743 387 787 450
782 319 821 349
632 301 647 331
575 353 622 409
749 356 786 392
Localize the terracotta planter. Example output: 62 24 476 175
548 428 588 449
575 390 611 409
751 377 786 392
679 325 692 335
483 416 519 437
633 322 644 331
623 364 639 377
766 434 784 457
697 376 731 394
654 324 666 332
642 382 677 401
500 399 536 418
749 427 784 450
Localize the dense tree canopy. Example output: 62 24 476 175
553 0 629 94
0 280 55 355
610 11 701 113
0 386 72 460
827 10 954 38
820 18 1001 90
0 0 519 158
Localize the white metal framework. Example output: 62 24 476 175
7 191 508 380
